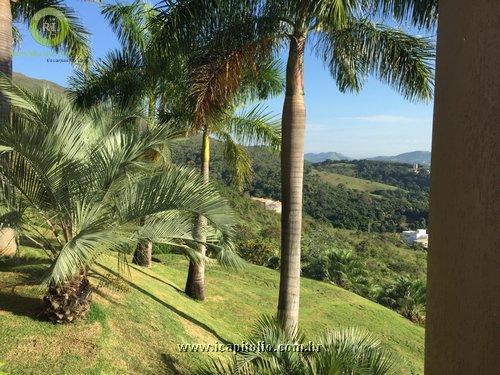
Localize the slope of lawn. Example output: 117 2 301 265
0 248 424 374
312 170 399 193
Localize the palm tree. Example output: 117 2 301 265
182 38 282 299
325 249 370 296
153 0 437 329
198 315 398 374
70 1 184 267
0 78 239 322
377 276 426 324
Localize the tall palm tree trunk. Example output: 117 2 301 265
185 128 210 300
0 0 16 258
0 0 12 125
277 32 307 329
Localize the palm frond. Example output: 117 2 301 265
311 328 398 374
102 0 155 52
12 25 23 50
113 167 234 230
198 317 399 375
216 104 281 149
69 49 148 109
363 0 438 30
314 18 434 101
218 131 253 192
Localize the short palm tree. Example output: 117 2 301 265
377 276 426 324
325 249 370 296
0 78 239 322
153 0 437 328
198 315 398 374
0 0 89 122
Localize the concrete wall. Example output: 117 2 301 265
425 1 500 373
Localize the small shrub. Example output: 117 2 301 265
237 238 278 267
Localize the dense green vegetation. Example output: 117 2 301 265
217 185 427 322
172 137 429 233
0 248 425 374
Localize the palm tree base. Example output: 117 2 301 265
132 241 152 268
185 261 205 301
43 275 92 324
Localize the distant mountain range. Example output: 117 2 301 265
368 151 431 165
305 151 431 165
11 72 432 167
304 152 351 163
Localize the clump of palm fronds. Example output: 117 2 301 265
198 315 399 374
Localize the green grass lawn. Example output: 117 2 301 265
313 170 399 193
0 249 424 374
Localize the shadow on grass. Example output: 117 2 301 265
129 264 184 294
0 256 49 321
161 353 183 375
0 256 51 272
97 263 231 345
0 292 43 320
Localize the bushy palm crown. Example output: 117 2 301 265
153 0 436 102
377 276 426 323
325 248 370 295
12 0 90 68
0 77 241 285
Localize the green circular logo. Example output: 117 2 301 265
29 8 70 47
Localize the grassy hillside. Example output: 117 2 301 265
312 170 399 193
0 249 424 374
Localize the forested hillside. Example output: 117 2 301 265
172 137 429 233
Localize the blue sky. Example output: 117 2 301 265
13 0 435 158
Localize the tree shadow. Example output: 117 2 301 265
0 256 49 321
0 292 44 320
160 353 183 375
129 264 184 294
97 263 231 345
0 255 51 273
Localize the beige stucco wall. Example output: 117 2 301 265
425 1 500 373
0 227 17 257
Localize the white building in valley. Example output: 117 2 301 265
251 197 282 214
402 229 429 249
